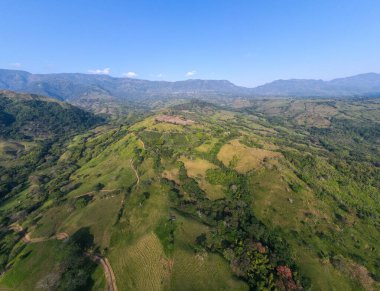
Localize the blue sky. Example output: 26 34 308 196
0 0 379 86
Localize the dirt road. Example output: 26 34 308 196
88 254 118 291
130 158 140 185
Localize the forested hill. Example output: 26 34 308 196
0 90 104 197
0 90 103 140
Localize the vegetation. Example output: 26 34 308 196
0 94 379 290
0 91 103 198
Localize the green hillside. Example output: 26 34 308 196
0 90 104 221
0 97 379 290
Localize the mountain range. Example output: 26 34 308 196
0 69 380 103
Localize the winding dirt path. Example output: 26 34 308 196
8 224 117 291
130 158 140 185
140 139 145 150
23 232 69 243
9 224 69 244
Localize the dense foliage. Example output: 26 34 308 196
0 93 102 139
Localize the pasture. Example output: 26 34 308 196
217 139 281 173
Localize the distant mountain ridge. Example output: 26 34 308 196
0 69 379 102
0 69 248 102
251 73 380 97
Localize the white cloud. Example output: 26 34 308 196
157 73 164 78
122 72 138 78
10 62 22 68
88 68 111 75
186 70 197 77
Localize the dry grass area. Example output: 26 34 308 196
162 167 180 184
212 110 236 121
195 138 218 153
331 256 377 291
181 157 225 200
217 139 281 173
293 103 338 127
231 99 250 108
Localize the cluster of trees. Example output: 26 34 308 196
155 217 176 256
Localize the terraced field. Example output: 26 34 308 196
111 233 168 290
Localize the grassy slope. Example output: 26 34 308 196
1 114 245 290
241 99 380 290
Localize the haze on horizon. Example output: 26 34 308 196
1 0 379 87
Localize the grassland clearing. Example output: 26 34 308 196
162 167 180 184
195 137 218 153
66 133 138 196
217 139 281 173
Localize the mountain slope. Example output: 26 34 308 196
0 90 102 139
0 69 248 103
0 89 103 197
1 69 380 102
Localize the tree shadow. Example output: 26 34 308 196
70 227 94 250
